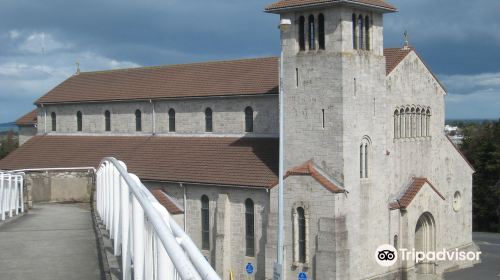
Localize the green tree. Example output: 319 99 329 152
0 130 18 160
460 120 500 232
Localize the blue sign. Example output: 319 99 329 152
298 272 307 280
245 263 254 274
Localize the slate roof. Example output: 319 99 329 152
0 135 279 188
15 109 38 126
389 177 445 210
265 0 396 12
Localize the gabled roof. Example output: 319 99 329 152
15 109 38 126
150 189 184 215
35 57 279 105
272 160 346 193
446 135 475 172
265 0 396 12
389 177 445 210
384 47 447 92
384 47 413 75
32 49 419 105
0 135 278 188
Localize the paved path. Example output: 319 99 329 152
0 203 101 280
444 232 500 280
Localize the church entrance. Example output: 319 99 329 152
414 212 436 275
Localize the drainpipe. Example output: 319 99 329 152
181 183 187 232
150 99 156 135
42 105 47 134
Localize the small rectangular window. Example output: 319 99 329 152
296 68 299 87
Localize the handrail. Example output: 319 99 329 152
0 171 24 221
96 157 220 280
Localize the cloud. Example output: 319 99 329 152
440 72 500 95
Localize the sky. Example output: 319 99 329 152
0 0 499 123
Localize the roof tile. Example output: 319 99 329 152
265 0 396 12
16 109 37 126
390 177 445 210
0 135 279 188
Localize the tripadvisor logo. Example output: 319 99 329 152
374 244 482 267
375 244 398 267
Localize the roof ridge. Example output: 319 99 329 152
79 56 279 75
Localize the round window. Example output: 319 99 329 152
452 191 462 212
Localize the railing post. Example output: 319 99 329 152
8 173 13 218
120 163 132 280
132 195 145 280
0 172 4 221
113 165 121 256
19 175 24 213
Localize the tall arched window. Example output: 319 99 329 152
318 14 325 50
297 207 306 263
365 16 370 50
352 13 357 49
405 107 410 138
308 15 315 50
135 109 142 132
168 108 176 132
201 195 210 250
411 107 416 137
421 110 426 137
77 111 83 132
205 108 213 132
51 112 56 132
394 110 399 138
416 108 421 137
245 199 255 257
399 108 405 138
105 110 111 132
360 137 370 178
298 16 305 51
358 15 364 50
245 106 253 133
426 109 431 136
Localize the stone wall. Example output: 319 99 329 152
18 125 37 146
145 181 270 280
37 95 278 136
25 170 94 203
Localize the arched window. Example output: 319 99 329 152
201 195 210 250
352 14 357 49
298 16 306 51
358 15 364 50
411 107 416 137
297 207 306 263
416 108 421 137
205 108 213 132
360 137 370 178
405 107 410 138
245 199 255 257
394 234 399 249
135 109 142 132
318 14 325 50
399 108 405 138
426 109 431 136
245 106 253 133
168 108 176 132
105 110 111 132
394 110 399 138
308 15 315 50
76 111 83 132
51 112 56 132
421 109 426 137
365 16 370 50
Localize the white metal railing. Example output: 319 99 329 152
96 157 220 280
0 171 24 221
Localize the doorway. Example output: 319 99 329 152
414 212 436 274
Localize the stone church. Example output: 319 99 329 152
1 0 478 279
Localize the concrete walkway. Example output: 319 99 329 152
0 203 101 280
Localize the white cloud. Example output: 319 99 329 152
18 32 72 54
9 30 20 39
440 72 500 95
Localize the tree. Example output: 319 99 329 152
460 120 500 232
0 130 18 160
